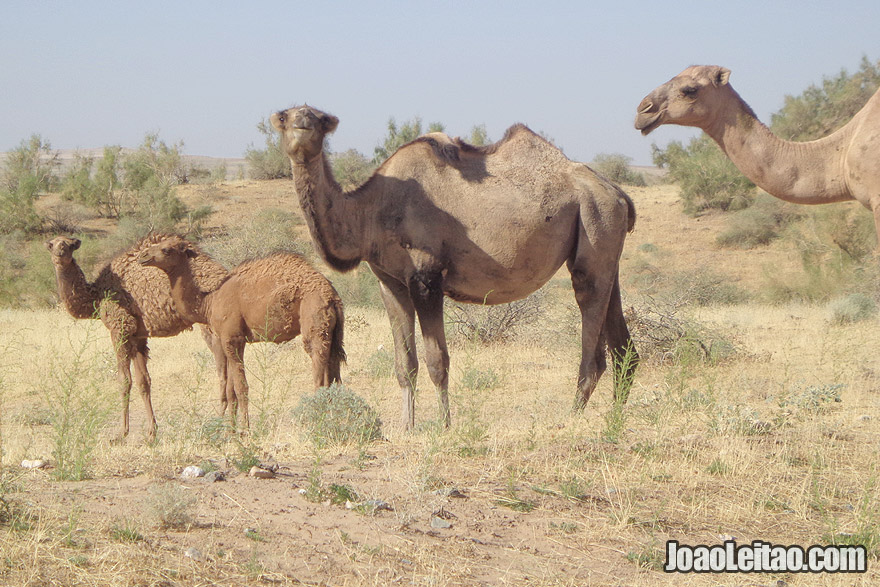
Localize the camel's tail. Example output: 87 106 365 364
328 297 347 384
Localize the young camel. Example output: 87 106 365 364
271 105 637 430
137 235 346 430
46 234 229 441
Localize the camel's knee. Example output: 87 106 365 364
408 270 444 310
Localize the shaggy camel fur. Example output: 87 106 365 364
636 65 880 242
271 105 637 430
137 235 346 430
46 234 229 441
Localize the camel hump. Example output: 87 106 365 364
411 134 461 163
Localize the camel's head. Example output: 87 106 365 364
635 65 732 135
137 236 196 273
270 105 339 164
45 236 81 263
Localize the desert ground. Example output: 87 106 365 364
1 178 878 586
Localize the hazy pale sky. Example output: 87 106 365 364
2 1 878 165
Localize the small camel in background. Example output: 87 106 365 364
138 235 346 431
46 234 229 441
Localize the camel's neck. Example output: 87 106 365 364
164 264 210 324
291 155 363 272
52 258 100 319
703 88 851 204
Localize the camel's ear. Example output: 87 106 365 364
320 114 339 134
45 239 53 251
712 67 731 87
184 246 198 259
71 238 81 250
270 111 286 131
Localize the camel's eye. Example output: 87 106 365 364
681 86 698 98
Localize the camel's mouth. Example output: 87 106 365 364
635 112 664 136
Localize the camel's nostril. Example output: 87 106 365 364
639 101 654 114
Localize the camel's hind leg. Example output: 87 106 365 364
569 264 617 409
568 205 630 409
604 276 638 402
300 297 334 388
374 268 419 430
111 337 134 440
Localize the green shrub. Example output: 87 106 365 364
201 207 308 267
2 134 58 194
246 119 291 180
763 205 878 303
0 134 56 235
652 135 755 215
592 153 646 186
716 193 804 249
331 149 375 190
0 236 57 308
293 383 383 447
331 263 384 309
373 117 444 165
828 293 877 324
771 56 880 141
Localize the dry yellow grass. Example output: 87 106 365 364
1 181 879 586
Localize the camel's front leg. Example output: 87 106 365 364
101 302 139 441
131 338 156 441
375 270 419 430
409 270 450 428
200 325 233 417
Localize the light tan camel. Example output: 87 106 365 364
270 105 638 430
137 235 346 430
635 65 880 242
46 234 229 441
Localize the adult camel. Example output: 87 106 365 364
635 65 880 242
271 105 638 429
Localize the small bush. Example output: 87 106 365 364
330 263 384 309
652 135 755 215
828 293 878 324
716 193 804 249
668 269 750 306
592 153 646 186
201 207 308 267
361 348 394 378
246 119 291 180
0 134 57 235
147 484 197 530
331 149 375 190
624 296 738 365
779 383 844 415
293 383 383 447
447 291 546 344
